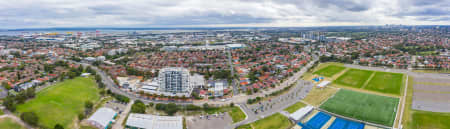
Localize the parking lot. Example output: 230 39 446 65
103 99 127 115
186 113 233 129
247 80 313 115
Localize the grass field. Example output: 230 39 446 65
284 101 307 113
16 77 100 129
229 106 246 123
313 65 346 77
364 72 404 95
333 69 373 88
248 113 291 129
401 77 450 129
236 124 252 129
303 87 338 106
0 118 25 129
320 89 399 126
411 111 450 129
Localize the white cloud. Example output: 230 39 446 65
0 0 448 29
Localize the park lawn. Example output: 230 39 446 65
284 101 307 113
303 87 338 106
16 77 100 129
411 111 450 129
320 89 399 126
236 124 252 129
364 72 404 95
250 113 292 129
313 65 346 77
229 106 246 123
333 69 373 88
0 118 26 129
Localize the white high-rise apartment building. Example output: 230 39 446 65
158 67 191 97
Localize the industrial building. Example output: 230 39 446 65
125 113 183 129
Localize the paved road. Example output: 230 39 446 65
112 101 134 129
226 48 239 96
227 80 314 129
75 62 194 105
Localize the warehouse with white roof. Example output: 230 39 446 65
87 107 117 129
125 113 183 129
289 105 314 121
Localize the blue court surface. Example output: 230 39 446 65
328 118 365 129
297 112 365 129
303 112 332 129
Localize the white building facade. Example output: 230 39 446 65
158 67 192 97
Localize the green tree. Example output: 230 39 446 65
54 124 64 129
131 100 146 113
20 112 39 126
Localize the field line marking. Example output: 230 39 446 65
396 75 408 129
360 71 376 89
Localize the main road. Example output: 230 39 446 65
74 61 194 105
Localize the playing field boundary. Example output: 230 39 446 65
396 75 408 129
318 88 339 107
316 108 392 129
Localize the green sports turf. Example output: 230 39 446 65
411 111 450 129
17 77 100 129
364 72 404 95
320 89 399 126
333 69 373 88
313 65 346 77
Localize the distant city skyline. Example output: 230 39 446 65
0 0 449 29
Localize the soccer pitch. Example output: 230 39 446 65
313 65 346 77
17 77 100 129
364 72 404 95
333 69 373 88
320 89 399 126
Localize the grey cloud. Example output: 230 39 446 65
0 0 449 29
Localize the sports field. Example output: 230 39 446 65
248 113 291 129
16 77 100 128
320 89 399 126
284 101 307 113
229 106 246 123
364 72 404 95
313 65 346 77
333 69 373 88
0 118 25 129
411 111 450 129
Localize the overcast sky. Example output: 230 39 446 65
1 0 449 29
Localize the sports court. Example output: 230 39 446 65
297 112 366 129
328 118 365 129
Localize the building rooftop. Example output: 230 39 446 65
126 113 183 129
88 107 117 128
